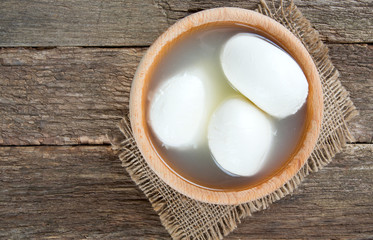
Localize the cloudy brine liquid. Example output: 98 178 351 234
146 24 307 190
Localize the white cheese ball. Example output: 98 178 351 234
208 97 273 176
149 71 206 149
220 33 308 118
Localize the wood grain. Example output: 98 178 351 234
230 144 373 239
0 44 371 146
0 0 169 47
0 0 372 47
0 146 169 239
0 47 144 145
329 44 373 143
0 144 371 239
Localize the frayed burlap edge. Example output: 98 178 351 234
109 0 358 239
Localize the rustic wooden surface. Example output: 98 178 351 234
0 145 372 239
0 0 372 46
0 0 372 239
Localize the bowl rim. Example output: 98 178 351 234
129 7 323 205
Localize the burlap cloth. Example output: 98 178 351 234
109 1 358 239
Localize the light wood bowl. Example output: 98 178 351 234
129 7 323 205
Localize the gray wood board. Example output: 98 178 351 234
0 144 372 239
0 0 372 47
0 44 371 145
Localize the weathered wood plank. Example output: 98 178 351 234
0 47 144 145
0 0 372 47
328 44 373 143
0 144 372 239
0 44 371 145
160 0 373 44
0 146 170 239
0 0 169 47
229 144 373 239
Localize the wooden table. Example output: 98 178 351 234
0 1 372 239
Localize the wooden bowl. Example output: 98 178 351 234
129 7 323 205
